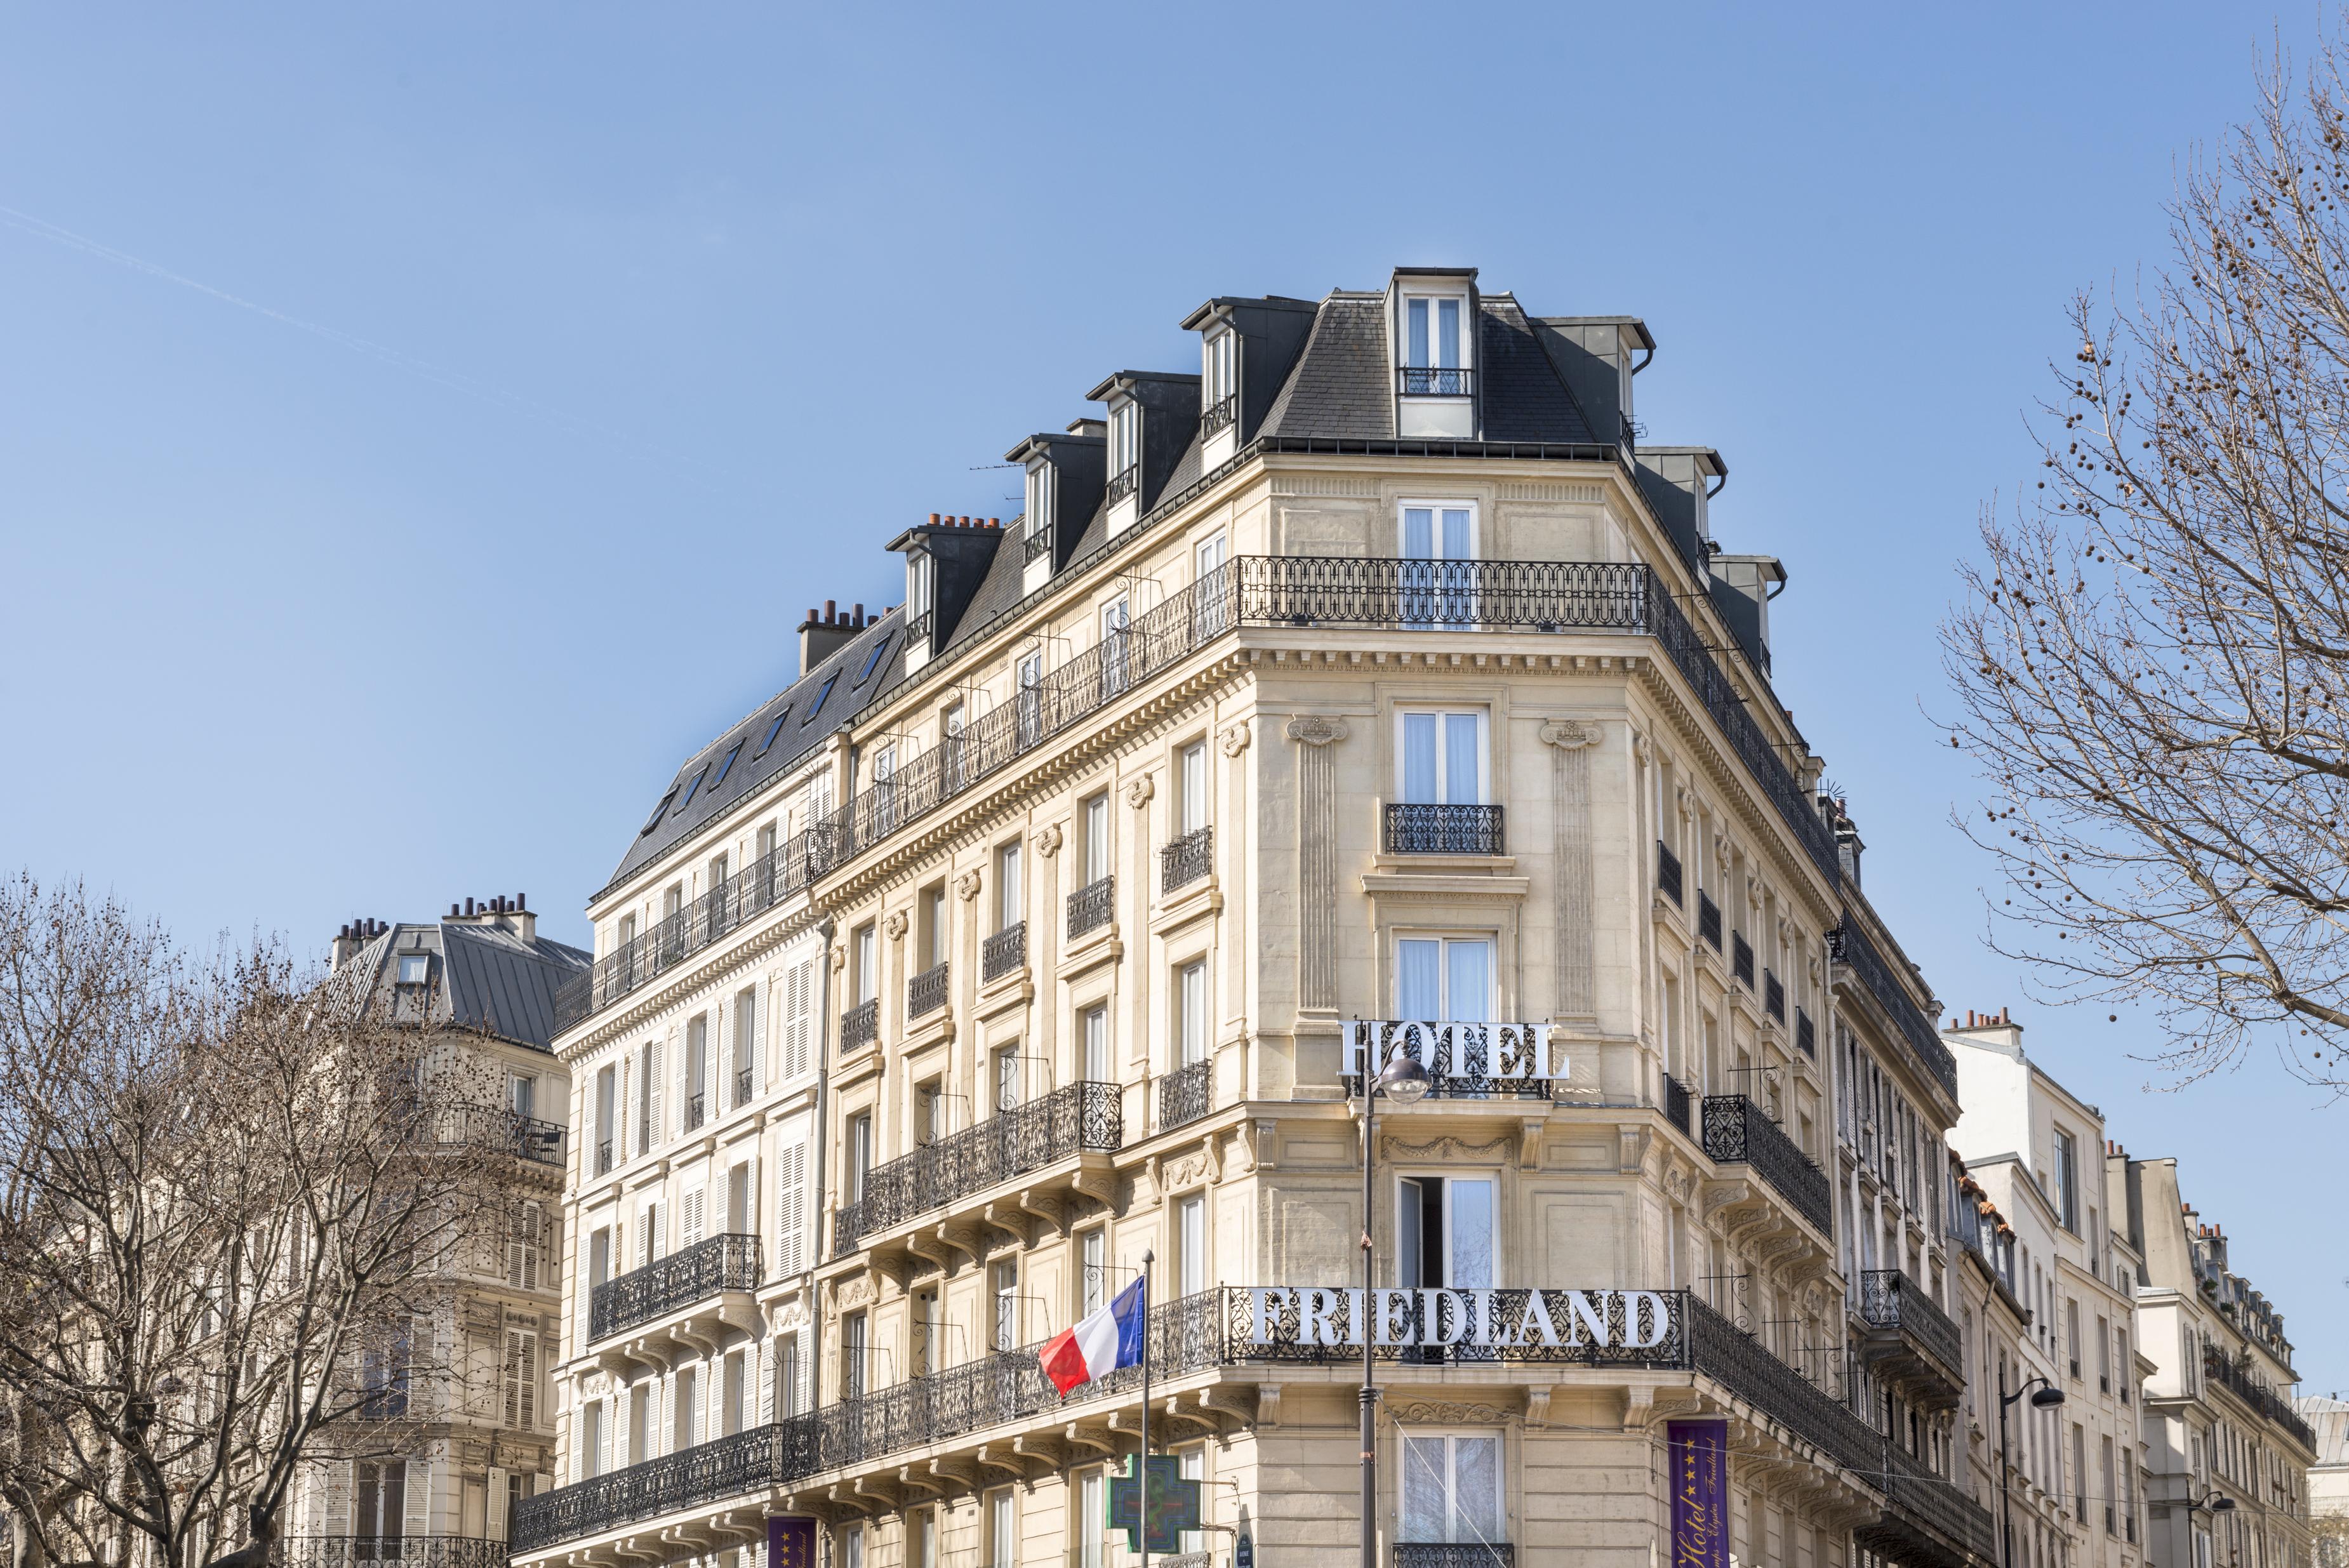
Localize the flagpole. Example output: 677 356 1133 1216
1140 1246 1154 1568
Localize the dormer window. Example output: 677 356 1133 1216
1202 331 1237 435
1106 401 1140 503
1399 295 1470 395
907 551 935 641
1023 464 1056 565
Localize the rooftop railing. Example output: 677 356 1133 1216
1828 918 1959 1100
834 1080 1122 1256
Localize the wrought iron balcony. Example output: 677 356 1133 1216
1023 523 1055 566
1795 1007 1816 1058
1662 1072 1692 1136
1202 393 1238 435
437 1103 563 1166
1067 874 1115 938
596 1138 613 1176
682 1091 705 1133
1697 892 1722 950
1397 366 1474 396
1700 1095 1833 1238
982 922 1027 982
734 1066 753 1108
1828 918 1959 1100
1159 1060 1213 1130
273 1537 508 1568
1107 465 1139 504
1764 970 1785 1022
1731 933 1755 988
1342 1022 1555 1102
1859 1438 2001 1568
1657 840 1683 905
1161 827 1213 892
589 1233 761 1345
840 997 879 1051
907 962 949 1020
1857 1269 1964 1407
509 1415 821 1553
1396 1548 1513 1568
2202 1344 2318 1451
904 610 934 646
1383 802 1505 856
834 1080 1122 1256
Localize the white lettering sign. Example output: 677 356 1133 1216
1244 1287 1680 1350
1340 1021 1566 1082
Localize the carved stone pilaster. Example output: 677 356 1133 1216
1540 719 1600 1020
1286 715 1349 1012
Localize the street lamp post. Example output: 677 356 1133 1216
1359 1049 1430 1568
1998 1370 2068 1568
2183 1488 2238 1568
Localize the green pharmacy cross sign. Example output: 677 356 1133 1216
1107 1454 1201 1555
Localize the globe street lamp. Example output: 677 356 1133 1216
1999 1371 2068 1568
1359 1048 1430 1568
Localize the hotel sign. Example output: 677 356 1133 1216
1244 1286 1678 1352
1341 1020 1569 1082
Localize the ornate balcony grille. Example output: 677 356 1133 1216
1342 1022 1555 1102
1827 919 1958 1098
734 1066 754 1108
1395 1548 1514 1568
1657 840 1683 905
1700 1095 1833 1237
1161 827 1213 892
683 1091 705 1133
1383 803 1505 856
436 1103 563 1166
1202 394 1238 435
1731 933 1754 988
1022 524 1055 566
589 1233 761 1345
1697 893 1722 951
272 1537 509 1568
2202 1345 2318 1451
907 962 949 1020
1764 971 1785 1022
904 610 934 646
1107 466 1139 503
833 1080 1122 1256
556 555 1839 1030
982 923 1027 982
1067 875 1115 938
1858 1270 1964 1379
840 998 879 1052
1397 366 1475 396
1795 1007 1816 1058
1159 1060 1213 1131
1662 1072 1692 1136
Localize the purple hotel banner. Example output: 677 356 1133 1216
768 1517 815 1568
1668 1419 1727 1568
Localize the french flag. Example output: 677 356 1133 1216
1039 1276 1146 1396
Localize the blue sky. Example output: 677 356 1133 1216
4 3 2339 1387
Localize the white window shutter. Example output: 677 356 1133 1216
649 1039 665 1146
323 1461 354 1536
777 1145 806 1277
403 1458 431 1537
486 1466 508 1541
682 1187 705 1248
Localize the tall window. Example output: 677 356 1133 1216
1399 710 1484 805
848 1113 874 1204
1180 741 1208 834
579 1402 605 1480
357 1460 409 1538
2052 1127 2079 1230
1083 794 1112 885
777 1332 801 1419
1077 1470 1107 1568
502 1328 538 1430
594 1066 616 1173
1398 1176 1496 1289
1203 329 1236 411
942 703 967 791
1016 651 1044 745
908 551 935 621
986 1489 1015 1568
637 1040 660 1153
1025 465 1055 541
1399 1432 1501 1544
1081 1229 1107 1315
1401 296 1466 384
842 1526 865 1568
843 1312 868 1401
1178 962 1208 1067
872 744 899 834
991 1259 1020 1351
853 923 877 1005
1177 1193 1206 1297
1194 531 1232 635
1396 936 1491 1023
1400 505 1475 627
684 1014 709 1131
994 1045 1021 1112
1108 402 1139 486
919 884 948 971
1099 598 1131 696
732 987 757 1106
1082 1005 1110 1083
997 841 1022 931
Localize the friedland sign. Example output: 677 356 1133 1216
1244 1286 1679 1352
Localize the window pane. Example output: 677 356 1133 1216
1450 1179 1495 1289
1397 939 1441 1019
1454 1436 1501 1541
1402 714 1438 803
1441 508 1472 559
1437 298 1460 369
1407 299 1430 368
1445 940 1490 1022
1443 714 1479 804
1397 1178 1425 1292
1401 1435 1447 1541
1403 507 1434 559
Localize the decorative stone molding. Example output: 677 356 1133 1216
1632 728 1652 767
1124 774 1155 809
1390 1400 1514 1425
884 910 908 942
1284 714 1349 747
954 870 983 902
1218 720 1253 757
1288 716 1349 1012
1676 786 1694 821
1381 1134 1512 1162
1542 719 1600 1018
1034 822 1063 858
1539 718 1600 751
830 943 848 972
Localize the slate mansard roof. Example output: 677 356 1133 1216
599 270 1692 903
328 915 591 1054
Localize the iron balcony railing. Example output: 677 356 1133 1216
1697 892 1722 950
1384 803 1504 856
596 1138 613 1175
734 1066 753 1108
982 922 1027 982
1795 1007 1816 1058
272 1538 508 1568
1161 827 1213 892
1731 933 1754 988
1067 875 1115 938
1023 524 1055 566
1395 1548 1513 1568
1107 466 1139 504
1700 1095 1833 1238
904 610 934 646
907 962 949 1020
2202 1345 2319 1451
589 1233 761 1345
1662 1072 1692 1136
1828 918 1959 1099
1764 970 1785 1022
1202 394 1238 435
436 1103 563 1166
1159 1060 1213 1130
557 555 1833 1029
1397 366 1474 396
1657 840 1683 905
1858 1269 1964 1381
834 1080 1122 1256
840 997 879 1052
682 1091 705 1133
1342 1022 1555 1102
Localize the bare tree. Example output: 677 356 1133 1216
1943 30 2349 1090
0 875 503 1568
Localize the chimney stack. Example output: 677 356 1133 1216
798 600 875 677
